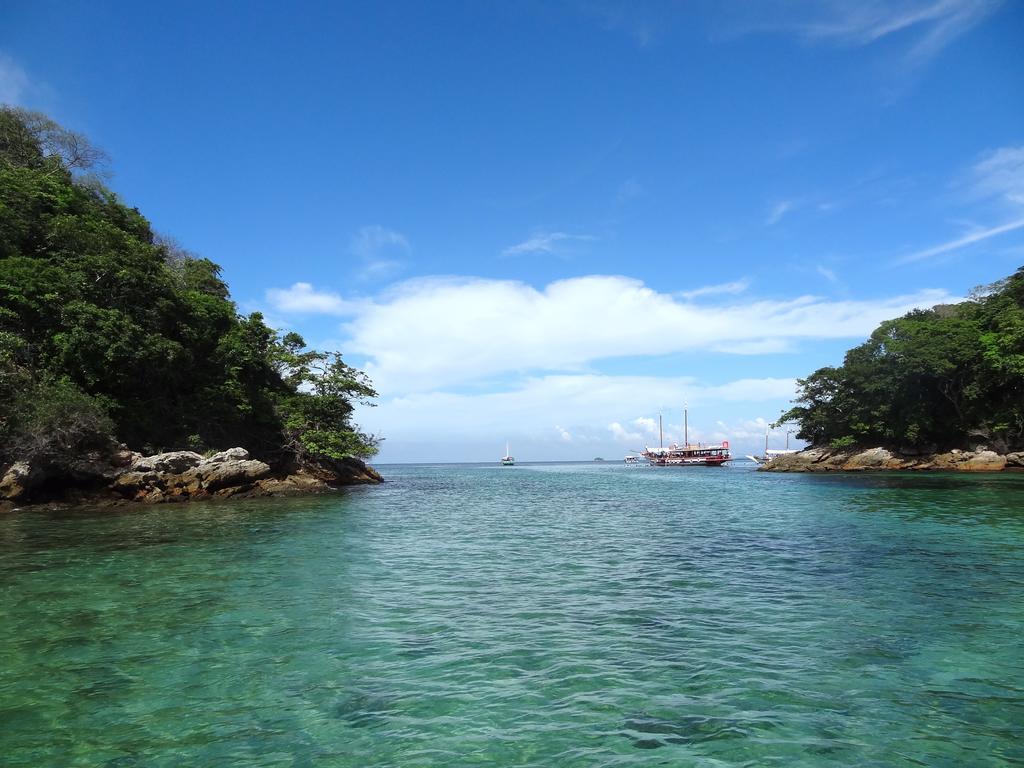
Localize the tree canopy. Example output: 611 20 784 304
0 106 378 466
779 267 1024 452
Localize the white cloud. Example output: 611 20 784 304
502 231 596 257
608 421 643 444
766 200 794 225
713 339 795 355
362 374 798 443
265 282 354 315
0 53 31 106
340 275 951 393
678 278 750 300
632 417 658 435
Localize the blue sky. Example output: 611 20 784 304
3 0 1023 461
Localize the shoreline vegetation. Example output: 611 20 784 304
769 264 1024 472
0 107 381 511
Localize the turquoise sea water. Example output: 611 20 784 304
2 462 1023 767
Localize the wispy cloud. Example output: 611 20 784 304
817 265 839 283
265 282 354 315
898 144 1024 264
970 145 1024 207
678 279 750 300
349 225 410 281
616 178 644 204
501 231 597 257
766 200 794 226
0 52 32 106
574 1 670 47
733 0 1002 63
897 218 1024 264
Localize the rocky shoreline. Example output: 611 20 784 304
0 447 382 512
759 446 1024 473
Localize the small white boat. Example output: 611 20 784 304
501 442 515 466
748 449 799 465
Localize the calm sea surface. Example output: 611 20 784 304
2 462 1023 767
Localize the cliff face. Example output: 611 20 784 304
0 447 382 511
760 446 1024 472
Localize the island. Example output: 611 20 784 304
0 107 381 510
762 265 1024 472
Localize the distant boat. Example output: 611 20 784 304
748 431 799 464
501 442 515 466
593 457 605 462
748 449 799 465
624 455 642 464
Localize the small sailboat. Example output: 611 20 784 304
501 442 515 466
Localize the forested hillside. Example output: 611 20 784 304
780 267 1024 452
0 106 377 468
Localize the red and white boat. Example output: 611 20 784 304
643 442 731 466
641 407 731 467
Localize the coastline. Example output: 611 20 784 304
759 445 1024 473
0 447 382 513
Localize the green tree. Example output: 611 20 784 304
0 106 377 467
781 267 1024 452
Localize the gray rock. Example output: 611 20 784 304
204 447 249 464
842 447 894 470
0 462 42 501
958 450 1006 472
131 451 203 474
200 459 272 491
111 471 159 495
1005 452 1024 467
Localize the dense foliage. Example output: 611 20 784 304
779 267 1024 452
0 106 377 466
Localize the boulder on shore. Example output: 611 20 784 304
130 451 203 474
761 446 1017 473
0 462 42 502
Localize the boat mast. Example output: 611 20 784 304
659 413 663 450
684 403 688 448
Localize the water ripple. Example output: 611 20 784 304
2 464 1023 766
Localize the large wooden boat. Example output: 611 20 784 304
641 407 731 467
644 442 731 466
